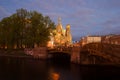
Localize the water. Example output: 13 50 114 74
0 56 120 80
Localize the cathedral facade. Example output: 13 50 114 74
48 18 72 47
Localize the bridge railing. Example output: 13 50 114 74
47 46 73 53
87 49 119 63
55 46 72 51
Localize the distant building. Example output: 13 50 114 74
73 41 80 47
102 35 120 45
80 36 101 46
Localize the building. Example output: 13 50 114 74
80 36 101 46
47 17 72 48
73 41 80 47
102 35 120 45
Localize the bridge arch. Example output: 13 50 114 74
48 51 71 63
80 49 119 64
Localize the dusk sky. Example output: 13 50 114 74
0 0 120 40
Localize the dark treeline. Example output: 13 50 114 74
0 8 55 49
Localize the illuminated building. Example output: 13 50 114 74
48 17 72 48
102 35 120 45
80 36 101 46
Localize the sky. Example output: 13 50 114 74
0 0 120 41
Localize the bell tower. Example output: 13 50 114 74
58 17 61 24
65 24 72 46
56 17 63 33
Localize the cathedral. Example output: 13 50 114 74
48 17 72 47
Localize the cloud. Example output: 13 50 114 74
0 6 10 20
95 16 120 35
102 16 120 25
98 26 120 35
88 0 120 10
0 0 120 40
44 12 67 18
103 0 120 9
70 8 94 17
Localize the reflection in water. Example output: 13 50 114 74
0 57 120 80
51 72 60 80
48 67 60 80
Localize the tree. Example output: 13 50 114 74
0 8 55 49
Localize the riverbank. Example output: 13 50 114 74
0 49 120 66
0 49 32 58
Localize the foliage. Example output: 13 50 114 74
0 8 55 49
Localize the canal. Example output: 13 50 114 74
0 56 120 80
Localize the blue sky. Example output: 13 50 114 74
0 0 120 40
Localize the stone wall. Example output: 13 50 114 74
33 47 47 59
70 47 80 64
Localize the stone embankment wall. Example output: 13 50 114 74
33 47 47 59
24 47 47 59
71 47 80 64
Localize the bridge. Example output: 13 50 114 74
47 46 80 63
24 44 120 64
47 46 72 54
80 49 120 64
80 43 120 64
24 46 81 64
